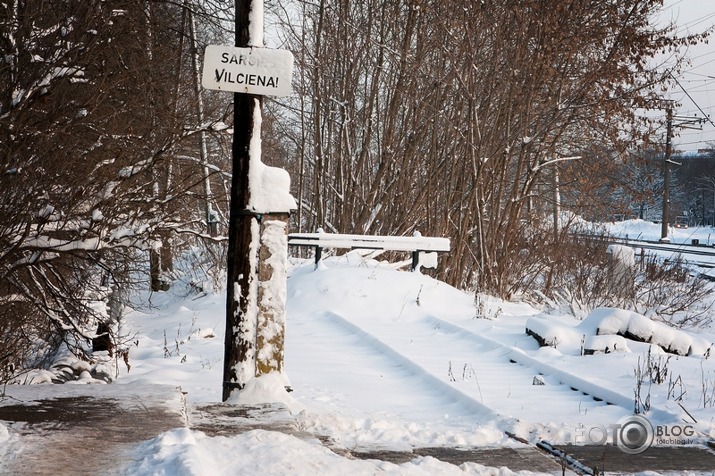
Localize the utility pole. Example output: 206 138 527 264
223 0 261 402
660 105 673 242
215 0 296 402
659 103 704 243
552 166 560 242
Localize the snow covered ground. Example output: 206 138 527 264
603 219 715 245
2 220 715 475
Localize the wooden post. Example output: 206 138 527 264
223 0 260 402
220 0 296 400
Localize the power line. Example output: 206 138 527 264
683 56 715 73
683 71 715 80
667 7 715 34
685 49 715 62
675 13 715 33
669 72 715 129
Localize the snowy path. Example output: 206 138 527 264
286 309 510 449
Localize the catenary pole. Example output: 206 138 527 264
660 105 672 243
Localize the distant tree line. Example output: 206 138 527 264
590 147 715 227
670 149 715 226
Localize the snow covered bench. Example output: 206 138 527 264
287 231 450 271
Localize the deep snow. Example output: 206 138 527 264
2 220 715 475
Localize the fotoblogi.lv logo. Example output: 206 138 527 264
575 415 696 454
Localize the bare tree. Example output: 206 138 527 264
273 0 705 299
0 0 233 381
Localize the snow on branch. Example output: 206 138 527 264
531 155 582 173
12 65 87 108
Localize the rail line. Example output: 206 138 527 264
574 233 715 276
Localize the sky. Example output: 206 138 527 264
660 0 715 151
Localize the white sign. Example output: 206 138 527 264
202 45 294 97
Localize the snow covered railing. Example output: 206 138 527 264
287 231 450 271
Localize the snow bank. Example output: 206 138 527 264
288 251 478 324
578 307 637 335
22 369 56 384
294 411 509 451
526 307 714 357
581 308 714 357
128 428 522 476
224 372 299 410
606 244 635 267
583 335 630 354
525 317 581 349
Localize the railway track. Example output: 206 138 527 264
575 233 715 276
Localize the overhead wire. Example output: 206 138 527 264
663 0 715 146
661 3 715 147
668 74 714 125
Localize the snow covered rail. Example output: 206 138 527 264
287 231 450 271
